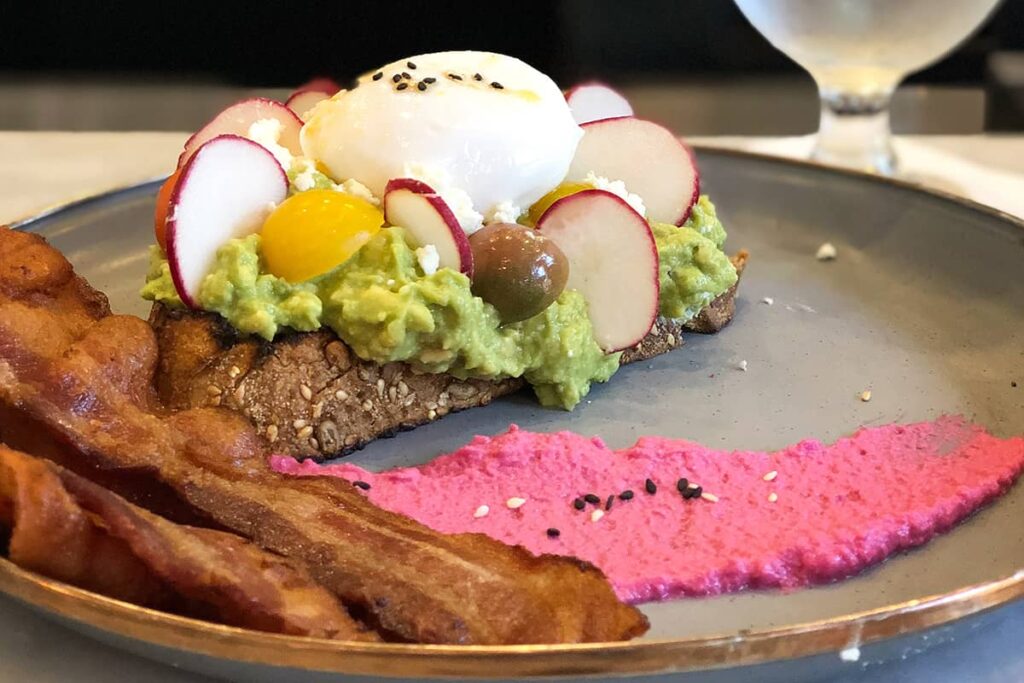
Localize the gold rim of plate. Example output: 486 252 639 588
3 147 1023 678
2 558 1022 677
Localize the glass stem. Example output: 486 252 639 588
812 87 897 176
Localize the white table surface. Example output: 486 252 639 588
0 132 1021 683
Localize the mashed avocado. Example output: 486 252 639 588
142 196 734 409
653 220 737 321
683 195 727 249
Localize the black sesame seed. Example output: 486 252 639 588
423 77 436 84
372 72 383 81
353 480 371 490
573 497 585 511
546 528 561 538
417 82 427 91
676 478 690 492
392 74 402 83
448 73 463 81
605 495 615 511
396 83 409 91
473 73 483 81
645 478 657 495
407 61 417 69
684 485 703 500
401 72 411 80
584 493 601 505
491 81 504 90
619 490 634 501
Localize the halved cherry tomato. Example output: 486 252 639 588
154 168 182 251
524 181 591 227
261 190 384 282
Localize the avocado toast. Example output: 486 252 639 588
142 52 747 460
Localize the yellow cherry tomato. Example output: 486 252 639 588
261 190 384 282
524 181 592 227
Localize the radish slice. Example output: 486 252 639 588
178 98 303 167
384 178 473 277
565 83 634 125
166 135 288 308
537 189 659 352
286 77 342 119
286 90 331 120
292 77 342 95
566 116 700 226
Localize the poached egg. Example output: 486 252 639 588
301 51 583 232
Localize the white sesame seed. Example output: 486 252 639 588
738 360 748 372
292 419 307 429
228 365 241 378
763 470 778 482
590 509 605 522
300 384 313 401
335 389 349 400
473 505 490 518
701 492 720 503
761 296 774 306
816 242 837 260
860 390 872 402
297 425 314 440
768 492 779 503
506 497 526 510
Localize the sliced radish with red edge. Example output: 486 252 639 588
383 178 474 277
178 98 303 167
566 116 700 225
565 82 634 125
166 135 288 308
537 189 659 352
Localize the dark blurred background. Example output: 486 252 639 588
1 0 1021 134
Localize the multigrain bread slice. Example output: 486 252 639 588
150 251 747 461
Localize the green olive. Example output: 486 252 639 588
469 223 569 323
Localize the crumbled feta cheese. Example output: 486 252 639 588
839 646 861 662
291 158 319 192
485 200 523 225
246 118 294 170
816 242 838 260
737 360 748 372
584 171 646 217
402 162 483 234
415 244 440 276
338 178 380 206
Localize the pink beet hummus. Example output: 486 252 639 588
271 417 1024 603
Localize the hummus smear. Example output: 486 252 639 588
273 417 1024 603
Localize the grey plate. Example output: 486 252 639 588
4 147 1023 681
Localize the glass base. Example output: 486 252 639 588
813 91 897 176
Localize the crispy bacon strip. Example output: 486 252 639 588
0 445 373 640
0 228 648 644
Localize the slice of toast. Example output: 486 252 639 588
150 252 747 460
